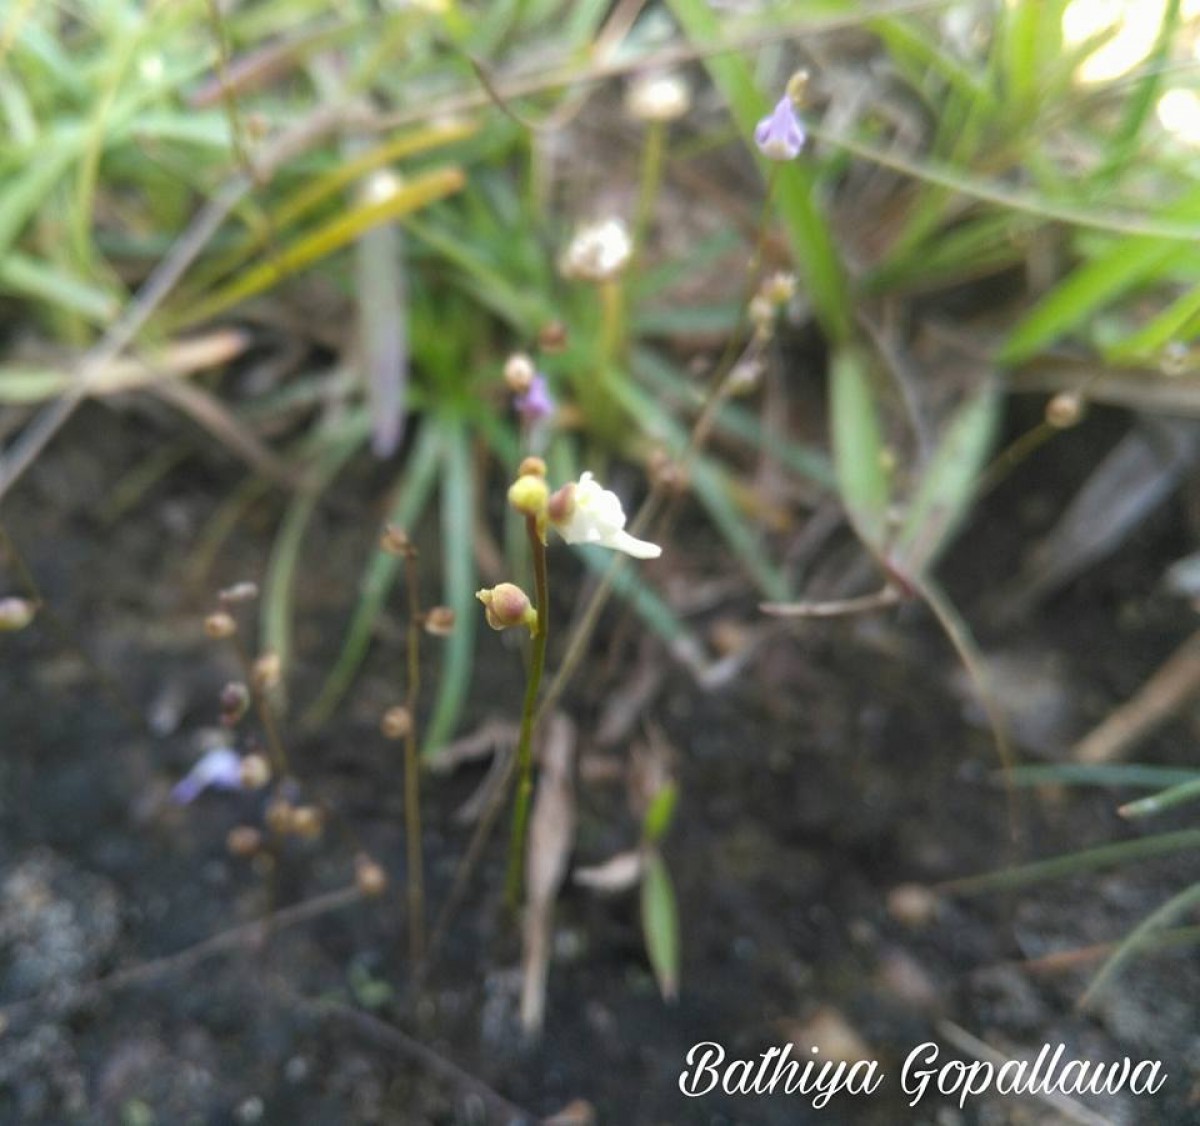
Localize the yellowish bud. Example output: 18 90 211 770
508 473 549 516
289 805 324 840
786 69 811 106
355 853 388 897
0 597 37 632
518 455 547 479
1046 392 1085 430
381 705 413 740
204 610 237 640
240 753 272 790
252 651 282 693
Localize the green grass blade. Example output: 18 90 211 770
1081 878 1200 1008
0 252 121 324
896 382 1000 576
642 782 678 846
666 0 851 344
633 348 833 487
262 415 370 697
1000 183 1200 364
830 345 890 551
1091 0 1181 186
303 422 442 728
179 167 466 326
422 416 477 754
574 544 709 673
942 829 1200 895
641 850 680 1002
1009 764 1200 790
689 456 790 602
1119 775 1200 820
1107 282 1200 361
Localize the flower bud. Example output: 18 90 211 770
559 218 632 283
547 482 576 525
355 853 388 897
424 606 456 637
1046 392 1085 430
508 473 549 516
240 752 272 790
381 705 412 740
538 321 568 353
0 597 36 632
265 798 294 835
760 271 797 306
252 651 282 693
220 681 251 726
380 524 413 557
289 804 324 840
748 294 774 331
786 69 811 106
626 71 691 123
504 353 536 394
476 583 538 635
227 825 263 857
205 610 237 640
518 456 547 479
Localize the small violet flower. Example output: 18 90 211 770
172 746 244 804
549 472 661 560
754 95 806 161
514 373 555 425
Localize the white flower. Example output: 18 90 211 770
559 219 632 283
551 472 661 559
626 72 691 123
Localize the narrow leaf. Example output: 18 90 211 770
830 345 890 550
641 850 680 1002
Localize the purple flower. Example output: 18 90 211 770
754 95 805 161
514 373 554 424
172 746 243 804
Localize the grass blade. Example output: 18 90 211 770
830 345 890 551
641 850 680 1002
179 167 466 326
422 417 477 754
666 0 850 344
895 382 1000 576
1081 879 1200 1007
303 422 442 728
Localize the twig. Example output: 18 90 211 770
279 983 533 1123
0 885 364 1031
761 585 902 618
1073 629 1200 764
935 1021 1115 1126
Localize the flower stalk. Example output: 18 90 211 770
506 513 550 906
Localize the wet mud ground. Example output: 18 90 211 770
2 401 1200 1124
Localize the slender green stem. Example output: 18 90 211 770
632 121 666 260
402 548 426 966
505 514 550 906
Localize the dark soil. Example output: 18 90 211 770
2 400 1199 1125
